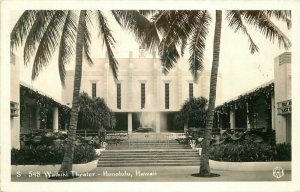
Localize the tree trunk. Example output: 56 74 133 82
59 10 86 176
199 10 222 176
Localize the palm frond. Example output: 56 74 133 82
138 10 157 17
97 11 119 79
226 10 259 54
23 11 55 65
241 11 291 50
188 11 211 81
159 45 180 75
32 11 67 80
58 11 78 86
158 11 197 73
82 10 94 66
112 10 160 53
11 10 38 52
263 10 291 29
180 37 187 57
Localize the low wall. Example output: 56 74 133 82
209 160 291 171
11 160 98 175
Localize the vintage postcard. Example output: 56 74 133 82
1 0 300 192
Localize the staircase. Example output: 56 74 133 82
98 140 200 167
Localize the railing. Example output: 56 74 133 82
76 129 99 137
104 132 188 149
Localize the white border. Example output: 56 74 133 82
1 1 300 192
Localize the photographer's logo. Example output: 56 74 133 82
273 167 284 179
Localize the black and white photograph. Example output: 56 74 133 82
1 1 300 192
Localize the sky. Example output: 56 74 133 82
11 10 291 104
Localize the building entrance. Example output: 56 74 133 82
286 114 291 143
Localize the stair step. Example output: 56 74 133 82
101 152 198 155
101 153 198 156
97 162 200 167
103 149 197 152
99 159 200 162
99 139 198 167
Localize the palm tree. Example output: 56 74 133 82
117 10 291 176
11 10 151 178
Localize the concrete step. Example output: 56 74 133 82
106 147 191 150
99 157 200 161
102 149 197 152
101 153 199 157
97 161 200 167
119 142 183 145
101 152 198 155
99 139 197 167
107 143 191 148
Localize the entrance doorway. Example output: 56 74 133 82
286 114 291 143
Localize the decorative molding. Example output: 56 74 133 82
138 80 148 84
163 80 172 83
89 80 98 83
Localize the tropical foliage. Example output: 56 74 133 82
11 144 96 165
210 142 276 162
20 129 103 149
216 83 274 113
176 97 208 128
209 142 291 162
209 129 290 162
78 92 116 130
20 84 71 130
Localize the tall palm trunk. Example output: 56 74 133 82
199 10 222 176
59 10 86 176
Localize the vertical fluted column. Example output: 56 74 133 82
230 110 236 129
128 112 132 133
52 107 59 133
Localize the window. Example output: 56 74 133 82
92 83 97 98
165 83 169 109
141 83 145 109
189 83 193 99
117 83 121 109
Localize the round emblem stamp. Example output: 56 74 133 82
273 167 284 179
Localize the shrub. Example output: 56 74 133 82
21 130 103 149
210 128 275 146
275 143 291 161
209 141 292 162
209 142 276 162
21 130 68 147
176 97 207 128
11 144 96 165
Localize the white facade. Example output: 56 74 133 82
62 52 223 132
274 52 291 143
10 55 20 149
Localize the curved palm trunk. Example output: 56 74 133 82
59 10 86 176
199 10 222 176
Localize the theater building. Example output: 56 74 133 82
216 52 291 144
62 51 223 133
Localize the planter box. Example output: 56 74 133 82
11 160 98 175
209 160 291 171
95 148 105 156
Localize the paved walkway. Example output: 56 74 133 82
11 166 291 182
